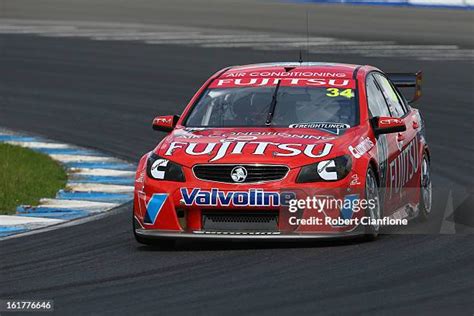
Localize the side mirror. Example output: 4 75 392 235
152 115 180 132
372 116 406 135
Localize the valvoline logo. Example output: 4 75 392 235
180 188 295 207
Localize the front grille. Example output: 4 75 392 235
202 211 279 231
193 164 289 183
194 231 281 236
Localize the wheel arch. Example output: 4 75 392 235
368 158 381 187
423 145 431 162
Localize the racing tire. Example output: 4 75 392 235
133 215 175 249
364 168 382 240
417 153 432 221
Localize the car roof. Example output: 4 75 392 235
220 62 362 79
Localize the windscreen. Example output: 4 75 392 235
185 77 358 128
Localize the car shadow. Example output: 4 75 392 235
135 234 388 252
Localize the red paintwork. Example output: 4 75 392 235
133 62 429 237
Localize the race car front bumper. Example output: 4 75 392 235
134 227 364 241
134 162 369 237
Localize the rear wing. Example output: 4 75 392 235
387 71 422 104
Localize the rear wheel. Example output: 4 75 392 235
418 154 432 220
364 168 381 240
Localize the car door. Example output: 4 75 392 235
373 73 420 213
365 73 399 214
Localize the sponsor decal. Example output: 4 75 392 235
350 174 361 186
289 122 350 130
174 131 336 141
150 158 169 180
228 131 336 140
379 118 403 125
155 117 172 124
180 188 296 207
349 137 375 159
223 71 348 78
389 138 419 197
289 122 350 135
144 193 168 225
164 141 333 162
210 78 355 89
317 160 338 181
224 135 258 141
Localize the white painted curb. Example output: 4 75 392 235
0 128 136 238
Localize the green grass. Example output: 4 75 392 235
0 143 67 215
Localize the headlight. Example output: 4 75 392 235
147 153 185 182
296 155 352 183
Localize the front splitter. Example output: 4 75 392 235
135 228 363 240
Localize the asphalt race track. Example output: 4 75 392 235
0 1 473 315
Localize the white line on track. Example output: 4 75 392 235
0 19 471 61
5 141 72 149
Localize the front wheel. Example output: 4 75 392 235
364 168 382 240
418 154 432 220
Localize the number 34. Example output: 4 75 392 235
326 88 354 99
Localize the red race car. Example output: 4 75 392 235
133 62 431 245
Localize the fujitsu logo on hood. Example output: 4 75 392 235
164 140 333 162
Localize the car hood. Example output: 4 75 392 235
155 127 359 169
